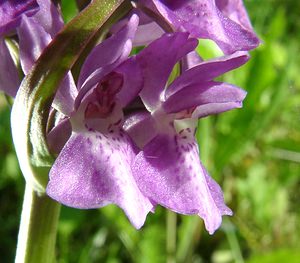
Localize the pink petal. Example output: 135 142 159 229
133 131 232 234
163 81 247 115
166 51 249 98
47 130 153 229
141 0 260 54
0 38 20 97
137 32 198 111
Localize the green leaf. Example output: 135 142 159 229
11 0 132 193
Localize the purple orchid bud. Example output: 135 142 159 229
124 32 248 233
138 0 260 54
0 0 38 36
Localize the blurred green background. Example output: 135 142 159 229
0 0 299 262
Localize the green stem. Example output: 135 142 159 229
166 210 177 263
15 184 61 263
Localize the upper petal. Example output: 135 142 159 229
134 21 164 46
115 57 143 107
181 50 203 72
77 14 139 89
141 0 260 54
33 0 64 37
163 81 247 116
18 15 77 115
18 15 52 74
133 131 232 234
166 51 249 99
47 130 153 229
0 0 38 36
216 0 254 32
136 32 198 112
74 14 139 109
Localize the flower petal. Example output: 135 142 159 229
77 14 139 89
141 0 260 54
216 0 254 32
163 81 247 115
137 32 198 111
0 38 20 97
134 21 164 46
123 111 157 149
181 51 203 71
133 131 231 234
18 15 51 74
47 117 72 155
18 15 77 115
0 0 38 36
115 57 143 107
47 130 153 229
110 9 164 47
33 0 64 37
166 51 249 98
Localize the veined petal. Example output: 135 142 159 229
74 15 139 109
134 21 164 46
163 81 246 115
18 16 51 74
18 15 77 115
77 14 139 89
123 111 157 149
110 9 164 47
166 51 249 98
115 57 143 107
137 32 198 112
181 51 203 72
216 0 254 32
133 131 231 234
47 130 153 229
33 0 64 37
0 0 38 36
47 117 72 155
141 0 259 54
0 38 20 97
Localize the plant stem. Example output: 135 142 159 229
15 184 61 263
167 210 177 263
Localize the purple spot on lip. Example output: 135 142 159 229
174 167 180 173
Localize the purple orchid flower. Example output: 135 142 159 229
124 32 249 234
46 15 154 229
137 0 260 54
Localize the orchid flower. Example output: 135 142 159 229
136 0 260 54
2 0 254 235
46 15 154 229
124 32 249 233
